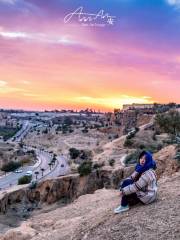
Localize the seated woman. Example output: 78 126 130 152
114 151 157 214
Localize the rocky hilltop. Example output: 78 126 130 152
1 171 180 240
0 144 179 240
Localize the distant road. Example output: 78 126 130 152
0 118 70 191
8 120 32 143
0 148 70 190
41 155 70 180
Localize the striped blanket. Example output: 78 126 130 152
122 169 158 204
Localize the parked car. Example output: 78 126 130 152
25 170 33 176
14 169 23 173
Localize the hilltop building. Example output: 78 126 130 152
122 103 154 110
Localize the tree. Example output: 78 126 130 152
1 161 21 173
109 159 115 167
82 127 88 133
43 128 48 134
56 125 62 132
155 110 180 136
62 124 68 134
35 171 39 180
63 116 73 126
19 140 24 148
51 159 55 166
69 148 80 159
48 162 52 170
167 102 176 108
41 168 45 177
78 161 92 176
53 154 57 163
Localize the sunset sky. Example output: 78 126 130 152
0 0 180 111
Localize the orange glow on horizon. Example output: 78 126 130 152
0 9 180 111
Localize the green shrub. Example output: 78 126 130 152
147 144 161 153
20 158 31 165
137 143 163 154
124 138 134 147
42 128 48 134
93 163 100 169
155 110 180 136
56 125 62 132
69 148 80 159
79 150 92 160
1 161 21 172
109 159 115 166
93 162 104 169
78 161 92 176
139 144 146 149
18 175 32 185
124 150 141 165
63 116 73 126
62 124 69 134
0 126 20 141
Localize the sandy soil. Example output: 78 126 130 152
24 128 109 156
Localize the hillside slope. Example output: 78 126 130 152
1 171 180 240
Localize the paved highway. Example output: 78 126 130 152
42 155 70 180
0 148 70 190
8 120 33 143
0 119 70 190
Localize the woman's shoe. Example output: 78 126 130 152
114 205 129 214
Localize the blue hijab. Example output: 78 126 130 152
135 151 156 174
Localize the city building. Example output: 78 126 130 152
122 103 154 110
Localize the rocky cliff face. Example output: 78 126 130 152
0 166 134 214
154 145 179 178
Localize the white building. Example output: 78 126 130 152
122 103 154 110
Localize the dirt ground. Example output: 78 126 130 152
24 128 109 156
